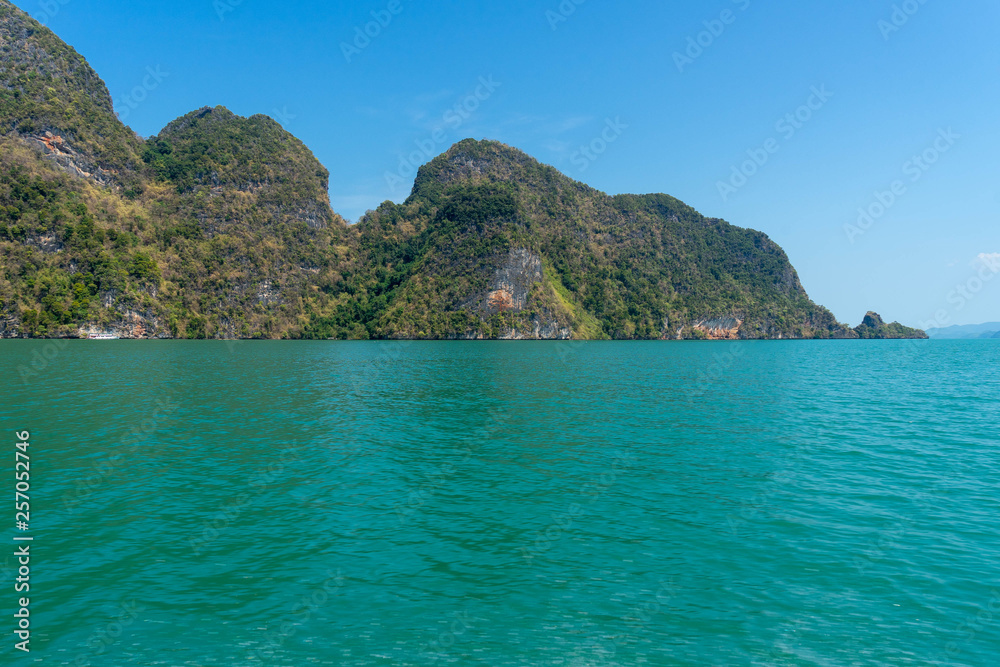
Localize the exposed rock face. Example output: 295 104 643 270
25 230 63 254
458 248 569 339
498 321 571 340
693 316 743 340
28 132 115 186
256 281 282 306
0 313 21 338
481 248 542 315
78 307 166 339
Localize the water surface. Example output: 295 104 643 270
1 340 998 665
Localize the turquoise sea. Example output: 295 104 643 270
1 340 998 665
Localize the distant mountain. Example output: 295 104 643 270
0 1 928 341
926 322 1000 339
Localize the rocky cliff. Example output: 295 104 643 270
0 2 927 341
311 140 864 340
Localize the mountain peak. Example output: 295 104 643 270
143 105 341 230
411 138 549 194
862 311 886 328
0 0 141 180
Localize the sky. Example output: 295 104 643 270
15 0 1000 327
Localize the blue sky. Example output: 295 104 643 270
17 0 1000 326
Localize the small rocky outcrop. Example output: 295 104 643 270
854 311 928 339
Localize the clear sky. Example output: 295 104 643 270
15 0 1000 327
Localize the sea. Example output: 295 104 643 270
1 339 998 665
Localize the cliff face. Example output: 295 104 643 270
0 4 927 341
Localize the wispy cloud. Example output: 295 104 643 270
553 115 594 133
543 139 572 155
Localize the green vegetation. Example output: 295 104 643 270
0 1 141 178
305 139 859 340
0 2 927 341
854 312 928 340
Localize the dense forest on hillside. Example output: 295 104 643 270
0 1 926 341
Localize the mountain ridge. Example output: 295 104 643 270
926 322 1000 340
0 1 927 341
